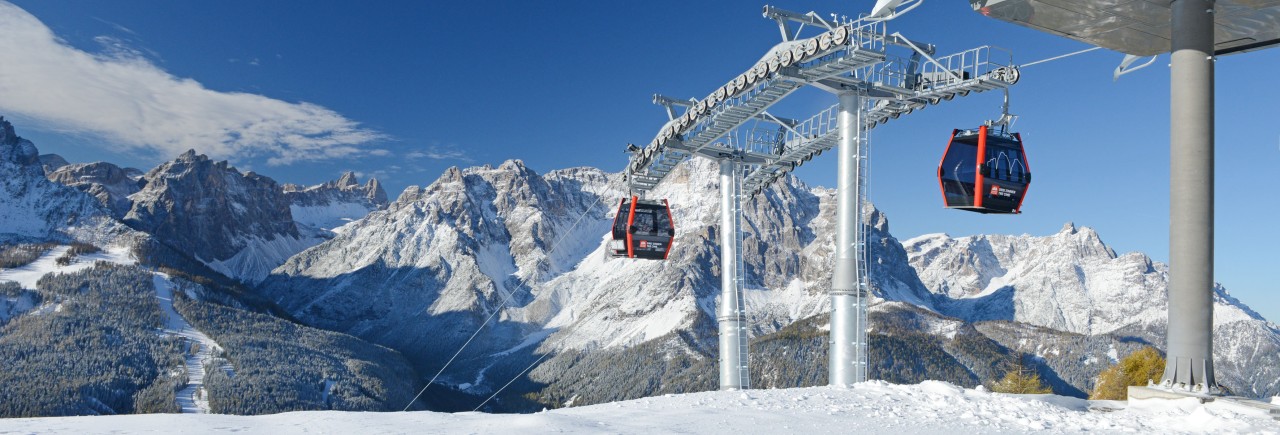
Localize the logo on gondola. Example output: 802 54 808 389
639 241 648 248
989 185 1017 198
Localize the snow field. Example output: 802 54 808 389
0 381 1274 434
0 244 135 289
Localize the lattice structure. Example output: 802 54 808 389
620 5 1019 390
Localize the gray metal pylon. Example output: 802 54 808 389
830 91 869 386
718 160 749 390
1162 0 1218 393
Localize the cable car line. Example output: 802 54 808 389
1020 46 1103 68
401 181 612 411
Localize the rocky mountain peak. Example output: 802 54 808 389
364 178 387 203
282 171 389 234
39 154 70 174
176 149 202 162
0 117 131 245
0 117 39 167
497 159 529 172
0 116 18 146
125 150 310 282
46 162 141 219
334 171 359 188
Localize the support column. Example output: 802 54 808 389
1163 0 1217 392
718 159 748 390
830 91 866 386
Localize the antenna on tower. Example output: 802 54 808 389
868 0 924 20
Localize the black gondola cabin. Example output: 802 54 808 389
609 196 675 260
937 125 1031 214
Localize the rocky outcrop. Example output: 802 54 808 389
282 171 388 232
0 117 129 245
46 162 143 218
124 150 318 283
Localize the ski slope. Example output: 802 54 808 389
153 273 226 414
0 381 1274 434
0 246 227 414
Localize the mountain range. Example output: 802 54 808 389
0 116 1276 416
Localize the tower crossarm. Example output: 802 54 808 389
625 16 890 194
741 45 1019 196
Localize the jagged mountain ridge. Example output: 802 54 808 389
36 147 391 284
905 228 1280 397
0 118 426 416
0 117 131 246
256 156 1279 403
122 150 321 284
46 161 144 219
4 109 1275 406
283 171 388 233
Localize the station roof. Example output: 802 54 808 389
971 0 1280 56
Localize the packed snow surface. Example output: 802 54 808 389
0 382 1275 434
0 245 134 288
153 274 225 414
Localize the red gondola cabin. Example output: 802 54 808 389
609 196 675 260
937 125 1030 214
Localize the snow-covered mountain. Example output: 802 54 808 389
46 161 144 219
124 150 321 284
4 110 1275 410
0 117 131 246
282 171 387 233
257 156 1279 403
906 227 1280 398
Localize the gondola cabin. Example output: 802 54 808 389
937 125 1030 214
609 196 675 260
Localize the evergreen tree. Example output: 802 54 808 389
1089 347 1165 400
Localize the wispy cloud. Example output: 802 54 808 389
0 2 385 165
406 145 470 162
91 17 136 36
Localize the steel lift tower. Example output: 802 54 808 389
622 4 1020 389
975 0 1280 395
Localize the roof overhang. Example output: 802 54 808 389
971 0 1280 56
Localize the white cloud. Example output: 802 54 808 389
406 145 470 161
0 2 385 165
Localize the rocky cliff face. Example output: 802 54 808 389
258 155 1279 401
46 162 143 219
257 158 937 392
906 226 1280 397
0 117 129 245
38 153 69 175
282 171 388 233
124 150 319 283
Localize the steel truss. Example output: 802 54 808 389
621 5 1019 390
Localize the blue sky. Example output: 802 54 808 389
1 1 1277 323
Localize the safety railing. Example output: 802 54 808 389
916 45 1014 91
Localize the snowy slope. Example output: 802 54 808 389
0 244 136 288
904 225 1280 397
259 157 1279 401
0 117 132 245
153 274 227 414
258 159 935 387
283 171 387 233
0 382 1274 434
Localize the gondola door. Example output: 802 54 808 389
609 196 675 260
937 125 1031 214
